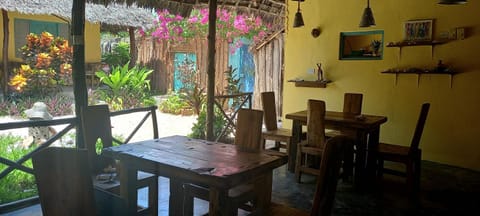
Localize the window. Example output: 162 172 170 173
14 19 69 57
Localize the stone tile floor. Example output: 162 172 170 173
4 160 480 216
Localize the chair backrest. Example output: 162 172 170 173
310 135 347 216
410 103 430 153
81 104 115 174
32 147 97 216
235 108 264 152
261 91 278 131
307 100 326 148
343 93 363 115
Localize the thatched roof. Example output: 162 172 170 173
0 0 155 28
87 0 286 29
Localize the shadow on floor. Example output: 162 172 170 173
4 160 480 216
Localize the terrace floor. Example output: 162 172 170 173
4 159 480 216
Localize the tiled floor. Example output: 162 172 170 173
3 160 480 216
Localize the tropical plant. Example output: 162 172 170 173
95 62 154 110
0 135 37 204
175 57 206 115
0 94 73 117
159 92 189 115
8 32 73 97
101 42 130 67
189 104 231 142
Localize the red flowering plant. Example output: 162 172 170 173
9 32 73 96
139 8 268 51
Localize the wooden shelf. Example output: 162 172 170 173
386 40 449 48
386 40 451 59
381 69 457 87
290 80 328 88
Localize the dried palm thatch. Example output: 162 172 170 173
0 0 155 28
86 0 286 30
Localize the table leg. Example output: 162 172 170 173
289 120 302 172
366 126 380 180
209 187 230 216
169 179 184 216
119 162 138 216
254 171 273 215
354 130 368 188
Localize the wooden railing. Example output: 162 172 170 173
0 105 158 213
214 92 252 141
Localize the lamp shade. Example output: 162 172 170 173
438 0 467 4
359 7 376 27
294 11 305 28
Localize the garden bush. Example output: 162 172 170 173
0 135 37 204
159 92 189 115
95 62 155 110
0 94 73 117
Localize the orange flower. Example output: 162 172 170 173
35 53 52 68
40 32 54 47
9 74 27 91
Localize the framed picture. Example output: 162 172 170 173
403 19 433 41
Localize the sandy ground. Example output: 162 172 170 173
0 110 197 147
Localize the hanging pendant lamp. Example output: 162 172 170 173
359 0 376 27
438 0 467 4
293 0 305 28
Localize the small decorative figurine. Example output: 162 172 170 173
316 63 323 81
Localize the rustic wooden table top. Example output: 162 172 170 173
102 135 288 188
285 110 387 129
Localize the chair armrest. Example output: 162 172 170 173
94 188 127 216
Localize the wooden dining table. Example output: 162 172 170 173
285 110 387 186
102 135 288 216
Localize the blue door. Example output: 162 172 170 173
173 53 197 91
228 38 255 93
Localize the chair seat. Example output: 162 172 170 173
93 171 156 193
378 142 410 156
262 128 292 138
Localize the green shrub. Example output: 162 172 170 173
159 92 189 114
95 63 155 110
0 135 37 204
189 104 232 142
102 42 130 67
0 94 73 117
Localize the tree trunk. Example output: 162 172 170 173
128 27 137 68
2 9 9 99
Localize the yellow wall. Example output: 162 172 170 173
284 1 480 171
0 11 101 63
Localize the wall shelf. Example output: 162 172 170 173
289 80 329 88
386 40 451 59
381 69 456 88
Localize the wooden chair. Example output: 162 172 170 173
325 93 363 179
32 147 127 216
295 99 326 183
376 103 430 193
183 108 264 215
81 104 158 215
261 92 292 153
266 135 348 216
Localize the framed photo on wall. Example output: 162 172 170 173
403 19 433 41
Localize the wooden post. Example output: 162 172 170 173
2 9 9 98
206 0 217 141
71 0 88 147
128 26 137 68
